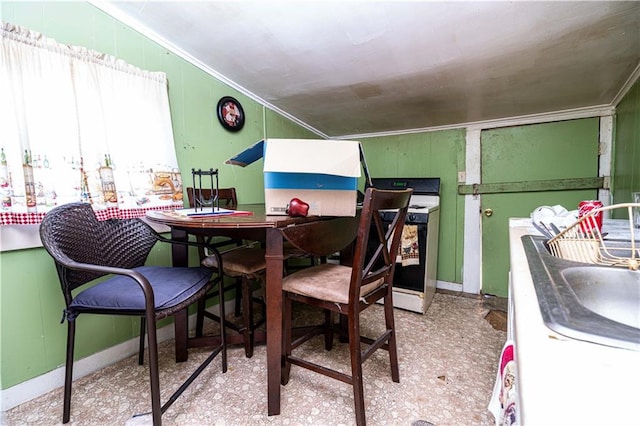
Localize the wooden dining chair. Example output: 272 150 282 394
39 202 227 426
186 186 267 358
280 187 413 426
186 187 246 315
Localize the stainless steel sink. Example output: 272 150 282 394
563 267 640 329
522 235 640 351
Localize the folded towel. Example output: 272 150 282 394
396 225 420 266
488 340 518 425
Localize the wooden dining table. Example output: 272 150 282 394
145 204 359 416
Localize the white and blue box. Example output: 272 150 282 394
226 138 362 216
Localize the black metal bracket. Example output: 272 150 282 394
191 168 219 212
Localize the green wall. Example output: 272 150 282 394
360 130 466 284
612 78 640 213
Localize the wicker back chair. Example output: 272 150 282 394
280 187 412 426
39 202 227 426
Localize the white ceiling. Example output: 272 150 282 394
94 1 640 138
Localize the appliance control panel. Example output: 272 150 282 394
369 177 441 196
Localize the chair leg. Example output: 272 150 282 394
195 297 206 337
233 279 242 317
240 276 254 358
348 312 367 426
174 309 189 363
339 313 349 343
218 278 228 373
384 291 400 382
145 314 163 426
62 320 75 424
281 294 293 385
324 309 334 350
138 317 146 365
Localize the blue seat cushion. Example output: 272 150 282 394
68 266 213 317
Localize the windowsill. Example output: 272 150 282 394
0 218 171 252
0 224 43 251
0 203 182 251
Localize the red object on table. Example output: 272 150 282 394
286 198 309 217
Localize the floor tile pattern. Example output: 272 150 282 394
4 293 506 425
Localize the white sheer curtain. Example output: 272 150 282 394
0 22 183 224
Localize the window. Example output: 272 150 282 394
0 22 183 226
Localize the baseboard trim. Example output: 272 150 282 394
436 280 463 293
1 302 230 412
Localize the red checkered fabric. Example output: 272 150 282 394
0 202 183 226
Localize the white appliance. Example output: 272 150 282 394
370 178 441 314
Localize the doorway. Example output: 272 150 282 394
480 118 600 296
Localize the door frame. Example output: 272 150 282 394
461 113 613 295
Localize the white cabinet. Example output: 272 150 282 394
506 219 640 425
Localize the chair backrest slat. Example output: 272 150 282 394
350 188 412 301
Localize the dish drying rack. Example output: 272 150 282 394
547 203 640 270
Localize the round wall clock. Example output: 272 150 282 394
216 96 245 132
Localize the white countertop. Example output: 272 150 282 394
509 218 640 425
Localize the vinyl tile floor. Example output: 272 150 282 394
4 292 507 426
